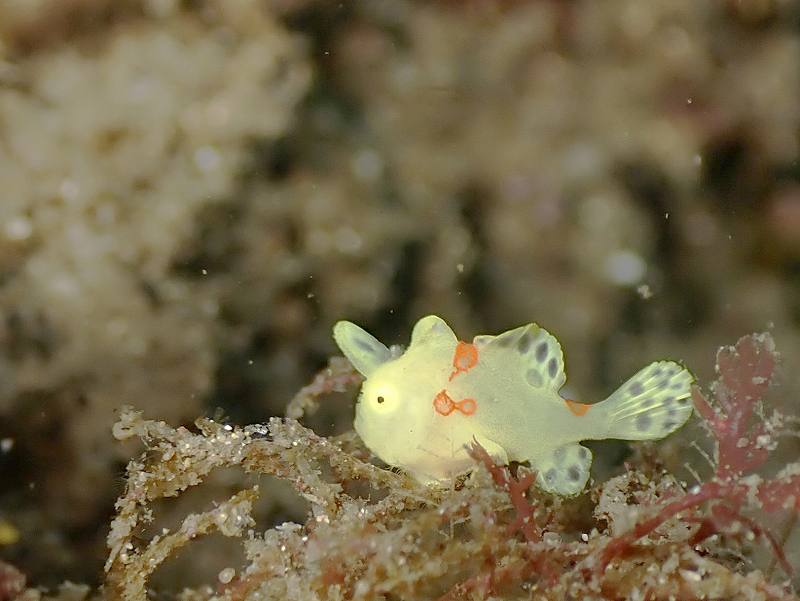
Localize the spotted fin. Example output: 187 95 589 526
474 324 566 391
534 443 592 496
409 315 457 348
603 360 694 441
333 321 391 377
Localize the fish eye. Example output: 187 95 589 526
362 382 398 414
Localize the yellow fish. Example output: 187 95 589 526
334 315 694 496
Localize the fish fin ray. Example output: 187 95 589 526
603 360 694 440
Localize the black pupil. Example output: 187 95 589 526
377 396 385 404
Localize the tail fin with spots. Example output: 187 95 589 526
601 361 694 441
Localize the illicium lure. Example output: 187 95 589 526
333 315 694 495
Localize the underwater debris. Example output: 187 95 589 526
284 356 363 420
100 332 799 601
0 560 25 601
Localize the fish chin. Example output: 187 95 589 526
353 404 367 441
353 404 391 463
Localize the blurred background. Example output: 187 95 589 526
0 0 798 592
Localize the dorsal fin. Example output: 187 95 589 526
474 323 566 391
409 315 457 348
333 321 391 377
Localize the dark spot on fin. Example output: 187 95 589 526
517 332 532 353
497 336 513 348
526 368 544 387
355 337 377 352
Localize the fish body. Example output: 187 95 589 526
334 315 694 495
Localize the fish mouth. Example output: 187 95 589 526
353 406 365 437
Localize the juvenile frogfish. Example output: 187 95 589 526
333 315 694 496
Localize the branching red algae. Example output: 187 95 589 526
103 333 800 601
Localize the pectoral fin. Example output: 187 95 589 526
533 443 592 496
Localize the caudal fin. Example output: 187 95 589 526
602 360 694 441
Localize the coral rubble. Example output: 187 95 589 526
100 333 798 600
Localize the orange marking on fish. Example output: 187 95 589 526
433 390 478 416
449 341 479 381
564 399 590 417
455 398 477 415
434 390 456 416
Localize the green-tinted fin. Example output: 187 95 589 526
534 443 592 496
409 315 457 348
333 321 391 377
474 323 566 391
603 360 694 441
